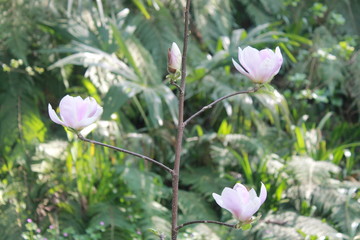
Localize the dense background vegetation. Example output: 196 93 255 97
0 0 359 239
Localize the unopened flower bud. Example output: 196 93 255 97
167 42 182 74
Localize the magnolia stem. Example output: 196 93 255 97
171 81 183 94
77 134 173 174
183 86 260 127
171 0 191 239
176 220 237 231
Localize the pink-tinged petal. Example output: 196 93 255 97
275 46 283 60
270 48 283 74
239 197 261 221
59 95 78 128
75 96 90 122
232 59 251 79
171 42 181 58
248 188 258 200
233 183 248 193
48 104 65 126
213 182 267 222
49 95 102 131
86 98 100 117
259 49 274 59
259 182 267 204
234 46 283 84
255 58 278 83
239 46 261 79
221 187 243 219
233 183 250 204
168 42 182 73
212 193 226 209
265 47 283 81
76 106 103 129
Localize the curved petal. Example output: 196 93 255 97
268 47 283 80
239 197 261 221
76 106 103 130
259 182 267 204
48 104 65 126
275 46 283 60
234 46 283 83
221 187 243 219
255 58 278 83
232 59 251 79
59 95 78 128
171 42 181 57
86 98 100 117
168 42 182 71
75 96 91 122
248 188 258 201
234 183 250 204
212 193 225 209
239 46 261 80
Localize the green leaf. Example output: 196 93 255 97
241 223 252 230
143 88 164 127
102 84 141 120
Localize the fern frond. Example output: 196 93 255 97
287 156 340 193
254 211 344 240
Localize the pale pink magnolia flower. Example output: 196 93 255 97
167 42 182 73
212 182 267 222
48 95 103 131
232 46 283 84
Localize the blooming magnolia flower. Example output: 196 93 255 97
212 182 267 222
48 95 103 131
232 46 283 84
167 42 182 73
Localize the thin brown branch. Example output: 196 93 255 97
183 86 260 127
171 0 191 239
176 220 237 231
77 134 173 174
264 219 288 225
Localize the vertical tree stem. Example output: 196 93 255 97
171 0 191 239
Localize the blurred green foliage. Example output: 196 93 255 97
0 0 359 239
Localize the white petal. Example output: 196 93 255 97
234 183 249 204
221 187 243 219
275 46 283 60
77 106 103 129
171 42 181 56
59 95 78 128
48 104 66 126
240 197 261 221
232 59 251 79
212 193 225 209
240 46 261 79
259 182 267 204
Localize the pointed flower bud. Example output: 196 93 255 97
212 182 267 222
232 46 283 84
167 42 182 74
48 95 103 131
